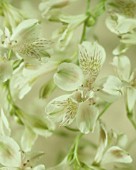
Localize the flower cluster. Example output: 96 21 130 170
0 0 135 170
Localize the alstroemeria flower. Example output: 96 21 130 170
99 56 136 126
93 124 132 167
106 13 136 45
46 41 106 133
107 0 136 18
0 19 53 60
46 92 99 134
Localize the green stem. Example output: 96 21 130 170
98 102 112 119
80 0 91 43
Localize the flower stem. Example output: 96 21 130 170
80 0 91 43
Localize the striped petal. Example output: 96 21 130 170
79 41 106 88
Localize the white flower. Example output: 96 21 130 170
99 56 136 126
0 136 22 167
93 124 132 167
106 13 136 45
1 19 53 60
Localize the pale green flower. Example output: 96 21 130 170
112 56 136 113
0 0 25 31
107 0 136 18
106 13 136 45
46 41 106 133
1 19 53 60
0 136 22 167
99 56 136 127
46 92 99 134
93 124 132 167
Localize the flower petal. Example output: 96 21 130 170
76 101 99 134
0 136 21 167
79 41 106 88
54 62 83 91
112 56 131 81
46 94 78 126
101 146 132 164
0 109 11 136
21 127 37 152
126 87 136 113
33 165 45 170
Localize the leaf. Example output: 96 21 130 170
0 136 21 167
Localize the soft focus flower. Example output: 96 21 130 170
0 19 53 60
93 124 132 167
0 0 25 31
106 13 136 45
46 41 106 133
107 0 136 18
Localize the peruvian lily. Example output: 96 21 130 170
92 123 132 168
0 136 45 170
106 13 136 45
99 55 136 128
46 41 106 134
0 19 53 60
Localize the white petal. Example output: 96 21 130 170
33 165 45 170
101 146 132 164
11 19 39 41
76 101 99 134
112 56 131 81
102 76 122 95
0 136 21 167
0 109 11 136
126 87 136 113
46 94 77 126
94 124 108 163
21 127 37 152
54 62 83 91
79 41 106 87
